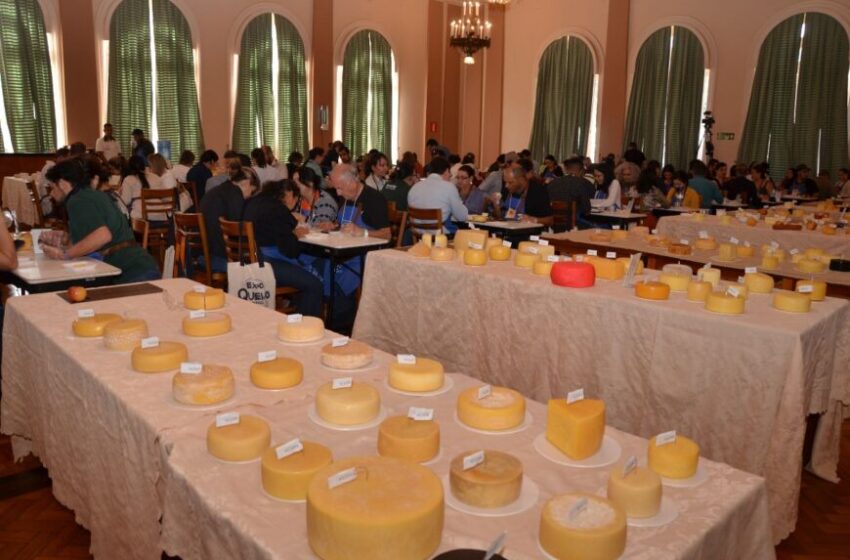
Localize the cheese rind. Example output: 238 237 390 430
456 386 526 431
320 340 373 369
72 313 122 337
647 434 700 479
315 381 380 425
261 441 333 501
590 258 625 280
744 272 774 293
796 279 826 301
378 415 440 463
449 450 523 508
182 312 232 337
796 258 826 273
546 399 605 460
607 465 662 518
773 291 812 313
518 241 555 258
514 251 538 269
489 245 511 260
635 281 670 301
131 341 189 373
704 292 745 314
658 272 690 292
462 248 488 266
173 364 235 405
694 238 718 251
388 357 444 392
696 267 720 288
668 243 692 255
686 280 712 302
716 243 737 261
103 319 149 351
736 245 755 257
278 316 325 342
206 414 271 462
533 260 554 276
761 254 779 270
453 229 488 253
183 288 225 310
250 357 303 389
539 493 627 560
551 262 596 288
430 247 456 261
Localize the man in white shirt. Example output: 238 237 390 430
95 123 121 161
408 156 469 232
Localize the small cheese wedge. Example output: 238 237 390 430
546 399 605 460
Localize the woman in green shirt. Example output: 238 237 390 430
42 157 160 284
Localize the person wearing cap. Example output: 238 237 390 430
130 129 155 165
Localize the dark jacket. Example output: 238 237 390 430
241 192 301 258
200 181 245 258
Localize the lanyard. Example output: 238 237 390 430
340 200 356 225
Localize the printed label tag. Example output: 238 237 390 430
575 255 584 262
730 236 740 245
189 310 206 319
477 384 492 400
738 276 745 284
606 251 616 259
141 337 159 349
408 407 434 421
192 285 207 293
716 209 727 216
703 262 712 269
286 313 303 323
77 309 95 318
332 337 349 347
745 267 758 274
566 388 585 404
539 239 550 246
502 240 512 248
469 242 483 250
727 286 741 298
770 241 780 250
180 362 203 375
651 228 659 234
790 249 799 255
258 350 277 362
798 284 814 294
463 450 485 470
623 455 638 477
587 249 598 256
396 354 417 365
680 239 690 245
276 438 304 459
612 225 621 230
529 235 540 242
527 246 540 255
569 497 589 520
656 430 677 446
328 467 357 489
698 230 709 239
332 377 353 389
547 255 560 263
215 412 240 427
469 223 477 230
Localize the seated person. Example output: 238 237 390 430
688 160 723 208
118 155 150 219
498 159 553 226
408 156 469 232
666 171 701 208
635 168 669 210
590 164 622 211
293 166 338 229
457 164 495 215
187 149 218 200
724 163 760 207
541 154 563 183
381 162 417 212
548 157 594 230
364 151 391 192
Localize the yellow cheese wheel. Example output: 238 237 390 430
533 260 554 276
388 357 444 392
539 493 627 560
206 414 271 462
761 254 779 270
607 465 662 518
453 229 488 252
182 312 232 337
658 272 691 292
717 243 737 261
462 248 488 266
719 215 732 225
693 212 706 222
72 313 122 337
250 357 303 390
696 267 720 288
183 288 225 310
616 257 643 274
590 258 625 280
278 316 325 342
261 441 333 501
686 280 712 302
634 281 670 301
489 244 511 261
773 291 812 313
796 279 826 301
736 245 755 257
822 225 837 235
629 225 649 237
647 434 700 479
103 319 149 351
804 247 825 258
704 292 745 315
172 364 235 405
694 238 718 251
514 251 538 269
377 415 440 463
315 381 380 425
791 252 806 264
518 241 555 258
546 399 606 460
668 242 692 256
449 450 523 508
744 272 774 294
485 236 502 250
320 340 373 369
796 258 826 273
724 282 749 299
430 247 456 261
307 456 443 560
611 229 628 241
590 231 613 242
131 341 189 373
456 386 526 431
434 234 448 248
408 243 431 258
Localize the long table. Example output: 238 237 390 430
353 249 850 542
1 175 36 226
5 251 121 292
1 279 775 559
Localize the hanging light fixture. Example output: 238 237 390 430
449 1 493 65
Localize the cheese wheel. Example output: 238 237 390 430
514 251 538 269
589 231 612 242
72 313 122 337
773 291 812 313
449 450 522 508
320 340 373 369
206 414 271 462
539 493 627 560
668 243 692 255
693 212 706 222
696 267 720 288
377 415 440 463
307 456 443 560
796 279 826 301
704 292 745 314
103 319 149 351
634 281 670 300
659 272 691 292
796 258 826 273
551 262 595 288
686 280 712 302
607 465 662 519
408 242 431 258
453 229 488 252
716 243 737 261
388 357 444 392
761 254 779 270
590 258 625 280
315 381 380 425
661 263 693 275
182 312 232 337
131 341 189 373
250 357 303 390
533 260 554 276
648 434 700 479
629 225 649 237
485 236 502 250
172 364 235 405
456 386 526 431
183 288 225 310
518 241 555 258
462 248 488 266
278 316 325 342
822 225 837 235
434 234 448 248
724 282 749 299
611 229 628 241
430 247 456 261
694 238 718 251
546 399 605 460
804 247 825 258
744 272 774 294
736 244 755 257
646 234 669 247
421 234 433 247
489 245 511 261
719 215 732 225
616 257 643 274
262 441 333 501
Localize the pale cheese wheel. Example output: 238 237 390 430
686 280 712 302
736 244 755 257
315 381 380 425
278 316 325 342
607 465 662 518
761 254 779 270
804 247 825 258
546 399 605 460
694 238 718 251
773 291 812 313
634 281 670 300
533 260 554 276
206 414 271 462
696 267 720 288
72 313 122 337
590 231 613 242
629 225 649 237
539 493 627 560
173 364 235 405
719 215 732 225
485 236 502 250
183 288 225 310
611 229 628 241
514 251 538 269
430 247 456 261
489 245 511 261
434 234 448 248
456 386 525 431
261 441 333 501
648 434 700 479
658 272 690 292
453 229 488 252
320 340 373 370
377 415 440 463
517 241 555 258
131 341 189 373
182 312 232 337
744 272 774 294
103 319 149 351
449 450 522 508
388 357 444 392
408 242 431 258
716 243 737 261
250 357 303 389
668 243 692 256
462 248 488 266
792 252 807 265
704 292 745 315
796 279 826 301
307 456 443 560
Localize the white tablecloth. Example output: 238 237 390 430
2 175 36 226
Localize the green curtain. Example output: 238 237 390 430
793 13 849 178
342 30 393 157
0 0 56 153
623 27 672 161
232 14 274 155
108 0 152 156
529 36 594 162
738 15 804 177
274 14 308 158
664 27 704 169
152 0 203 161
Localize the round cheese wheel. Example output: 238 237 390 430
744 272 774 294
646 234 669 247
457 386 526 431
430 247 456 261
648 434 700 479
761 254 779 270
736 245 755 257
250 357 303 389
634 281 670 300
320 340 373 370
611 229 628 241
378 415 440 463
796 279 826 301
716 243 737 261
307 456 443 560
696 267 720 288
661 263 693 276
668 243 692 255
704 292 745 314
589 231 612 242
804 247 825 258
693 212 706 222
773 291 812 313
388 357 444 392
485 236 502 250
723 282 749 299
182 312 232 337
206 414 271 462
315 381 380 425
131 341 189 373
533 260 554 276
539 493 627 560
173 364 235 405
408 242 431 258
686 280 712 302
719 215 732 225
183 288 225 310
72 313 122 337
449 450 522 508
550 262 595 288
796 258 826 273
278 316 325 342
607 465 662 518
694 238 717 251
590 258 625 280
822 225 837 235
103 319 149 351
434 234 448 248
489 245 511 261
514 251 538 269
261 440 333 501
462 248 488 266
629 225 649 238
658 272 690 293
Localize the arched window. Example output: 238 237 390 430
232 13 308 157
341 30 394 158
107 0 203 159
0 0 57 153
739 13 848 178
624 26 706 169
529 36 596 162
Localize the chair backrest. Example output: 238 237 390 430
26 181 45 228
174 212 212 284
406 206 443 242
179 181 199 210
141 188 178 220
551 200 577 233
387 201 409 248
219 218 258 264
131 218 149 249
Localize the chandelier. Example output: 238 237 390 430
449 1 492 65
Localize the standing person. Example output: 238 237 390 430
688 160 723 209
251 147 281 187
130 129 155 164
200 164 259 273
171 150 195 183
590 164 622 211
187 149 219 200
95 123 121 162
364 152 390 192
408 156 469 232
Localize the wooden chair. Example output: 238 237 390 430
551 200 577 233
179 181 199 210
131 218 149 250
141 188 178 269
26 181 45 228
406 206 443 242
219 218 299 313
173 213 213 286
387 201 409 248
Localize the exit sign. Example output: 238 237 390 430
716 132 735 141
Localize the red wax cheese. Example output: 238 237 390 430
550 262 596 288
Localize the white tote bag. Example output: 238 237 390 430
227 260 276 309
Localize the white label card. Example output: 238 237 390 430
469 242 483 250
530 235 540 242
704 262 712 269
332 377 353 390
286 313 303 324
258 350 277 362
463 450 485 470
569 497 589 520
567 388 585 404
141 337 159 349
651 228 659 234
798 285 814 293
328 467 357 489
547 255 560 263
189 310 206 319
699 230 709 239
623 455 638 478
408 407 434 421
727 286 741 298
469 223 477 230
331 337 349 348
180 362 203 375
587 249 598 256
396 354 417 365
478 384 492 400
656 430 677 446
716 209 727 216
215 412 240 427
612 225 621 230
771 241 780 250
276 438 304 459
744 241 752 247
527 246 540 255
730 237 740 245
790 249 799 255
745 267 758 274
539 239 550 246
502 240 512 248
738 276 745 284
680 239 690 245
575 255 584 262
606 251 616 259
192 285 207 293
77 309 95 318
